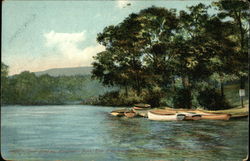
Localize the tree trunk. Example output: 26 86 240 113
125 84 128 97
182 76 190 88
182 76 192 109
132 56 141 96
220 81 224 97
235 11 245 92
172 78 176 92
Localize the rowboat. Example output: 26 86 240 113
124 111 137 118
110 111 124 117
180 112 202 121
132 106 145 110
134 103 151 108
110 109 126 117
201 113 231 120
149 109 177 115
132 108 149 117
148 111 186 121
185 114 202 120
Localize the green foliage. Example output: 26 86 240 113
96 90 142 106
1 71 115 105
91 2 248 109
197 88 232 110
1 62 8 78
1 62 9 104
173 88 193 109
142 88 165 107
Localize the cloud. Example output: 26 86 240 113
44 30 85 46
116 0 132 9
7 31 105 75
42 30 105 68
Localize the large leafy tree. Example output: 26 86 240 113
213 0 249 89
136 7 179 90
93 7 179 95
166 3 238 107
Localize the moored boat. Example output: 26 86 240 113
132 107 150 117
201 113 231 120
124 111 137 118
132 106 145 110
134 103 151 108
110 109 126 117
184 114 202 120
149 109 177 115
110 111 124 117
148 111 185 121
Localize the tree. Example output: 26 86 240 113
170 3 239 108
93 7 179 96
94 15 147 95
213 0 249 89
1 62 9 104
135 7 179 91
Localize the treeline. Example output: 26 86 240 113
92 1 249 109
1 65 114 105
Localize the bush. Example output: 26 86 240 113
173 88 192 109
96 90 142 106
142 88 164 107
197 88 231 110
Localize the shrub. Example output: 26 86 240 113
197 88 231 110
96 90 142 106
173 88 192 109
142 89 164 107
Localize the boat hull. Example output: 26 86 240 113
178 112 202 121
110 112 124 117
124 112 136 118
132 108 149 117
148 111 185 121
201 114 231 120
184 115 202 120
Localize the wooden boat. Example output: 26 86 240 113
132 106 145 110
185 114 202 120
124 111 137 118
149 109 177 115
179 112 202 121
134 103 151 108
148 111 185 121
132 108 149 117
110 109 126 117
110 111 124 117
201 113 231 120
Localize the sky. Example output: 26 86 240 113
2 0 213 75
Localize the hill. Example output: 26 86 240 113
35 66 93 76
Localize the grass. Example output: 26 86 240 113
161 81 249 117
224 82 249 107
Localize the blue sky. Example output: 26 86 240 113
2 0 213 75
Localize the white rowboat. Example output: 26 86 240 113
148 111 186 121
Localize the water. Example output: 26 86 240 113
1 105 248 161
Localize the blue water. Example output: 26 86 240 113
1 105 248 161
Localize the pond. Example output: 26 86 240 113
1 105 248 161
